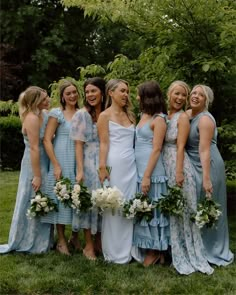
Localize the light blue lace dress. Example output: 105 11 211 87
0 111 52 254
70 109 101 234
133 114 170 251
41 108 75 225
163 111 214 275
186 111 234 266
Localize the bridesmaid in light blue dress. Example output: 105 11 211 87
41 80 80 256
163 81 213 275
98 79 137 264
70 77 106 260
0 86 52 254
186 84 234 266
132 81 169 267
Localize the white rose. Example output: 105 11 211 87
64 194 70 200
35 194 41 201
36 205 41 211
40 201 47 207
44 206 50 212
73 184 81 194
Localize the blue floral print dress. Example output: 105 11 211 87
163 111 214 275
70 109 101 234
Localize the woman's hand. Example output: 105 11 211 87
98 167 110 184
141 176 150 195
203 178 213 197
176 172 184 187
76 171 84 184
53 165 62 180
32 176 41 192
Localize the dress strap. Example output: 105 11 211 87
152 113 167 123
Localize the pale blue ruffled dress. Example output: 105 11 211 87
163 111 214 275
186 111 234 266
41 108 75 225
133 114 170 251
70 109 101 234
0 112 52 254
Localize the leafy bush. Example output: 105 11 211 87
0 100 19 117
0 116 24 170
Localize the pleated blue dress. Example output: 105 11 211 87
186 111 234 266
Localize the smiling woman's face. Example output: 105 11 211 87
190 86 206 112
169 85 187 111
85 84 102 107
63 85 79 106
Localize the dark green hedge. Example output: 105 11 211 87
0 116 24 170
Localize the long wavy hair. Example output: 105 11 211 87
105 79 135 124
138 80 167 115
59 80 80 110
83 77 106 122
18 86 47 122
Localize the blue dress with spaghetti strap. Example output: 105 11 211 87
133 114 170 251
0 111 52 254
186 111 234 266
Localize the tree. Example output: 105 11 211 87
62 0 236 123
0 0 138 100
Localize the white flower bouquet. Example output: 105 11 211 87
91 186 124 215
54 177 73 207
71 182 92 213
27 190 58 219
156 185 185 217
191 197 221 229
123 192 156 222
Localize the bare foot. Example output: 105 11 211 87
143 251 160 267
83 248 97 261
56 243 71 256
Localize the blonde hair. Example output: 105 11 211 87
18 86 46 121
105 79 135 124
167 80 190 110
191 84 214 110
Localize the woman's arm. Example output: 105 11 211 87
176 113 190 187
199 115 215 196
142 116 167 195
97 112 110 183
75 140 84 183
24 113 41 191
43 117 61 180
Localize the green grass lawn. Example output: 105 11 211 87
0 171 235 295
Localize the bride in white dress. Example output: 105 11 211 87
97 79 137 264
